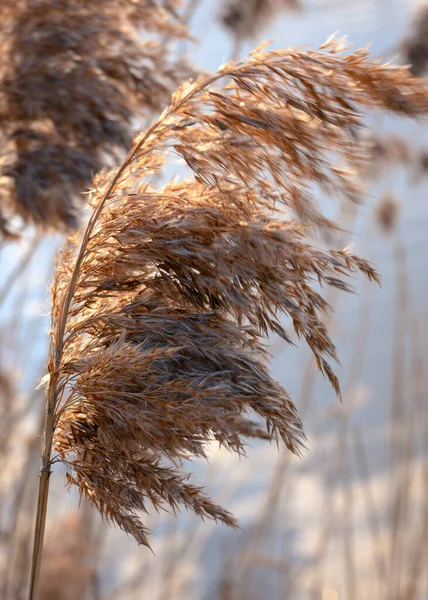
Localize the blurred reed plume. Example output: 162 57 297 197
0 368 14 461
364 132 428 183
38 507 98 600
368 134 411 173
28 39 428 598
375 193 400 234
220 0 302 41
0 0 190 237
402 4 428 77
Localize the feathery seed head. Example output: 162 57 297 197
48 42 428 546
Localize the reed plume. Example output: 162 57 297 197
368 134 411 173
402 5 428 77
29 39 428 598
38 508 97 600
220 0 302 41
0 0 190 237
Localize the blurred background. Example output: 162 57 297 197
1 0 428 598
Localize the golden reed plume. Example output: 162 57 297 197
28 40 428 598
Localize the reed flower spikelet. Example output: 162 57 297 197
39 42 428 553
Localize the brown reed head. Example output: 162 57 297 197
402 5 428 77
38 508 96 600
220 0 302 41
47 41 428 547
364 131 428 183
0 0 190 237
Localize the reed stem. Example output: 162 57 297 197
27 379 56 600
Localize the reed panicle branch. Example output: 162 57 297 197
29 39 428 599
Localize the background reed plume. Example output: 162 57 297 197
402 4 428 77
26 41 428 577
220 0 302 42
0 0 190 237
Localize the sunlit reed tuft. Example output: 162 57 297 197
27 43 428 600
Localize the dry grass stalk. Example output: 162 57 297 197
0 236 41 306
28 39 428 598
2 415 46 600
220 0 302 41
0 0 191 237
0 370 13 457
